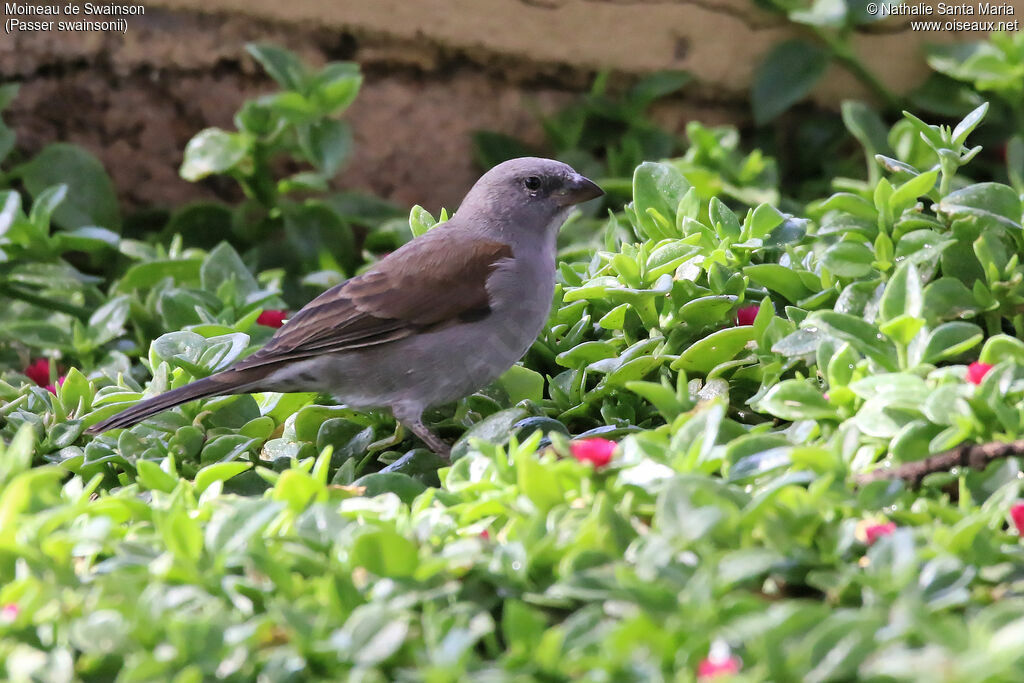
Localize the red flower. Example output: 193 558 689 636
967 361 993 385
257 310 288 328
479 529 490 540
1011 502 1024 536
734 305 759 326
0 603 18 622
698 654 741 679
24 358 50 387
45 376 66 395
864 522 896 545
569 438 617 468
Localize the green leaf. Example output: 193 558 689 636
809 311 899 371
408 205 437 238
201 242 259 299
757 380 836 420
54 226 120 253
879 261 923 322
879 315 924 347
115 259 202 292
502 601 548 653
16 144 121 231
630 162 690 240
672 327 756 374
193 462 252 494
353 472 427 505
516 451 567 512
921 322 983 364
822 241 875 278
747 203 785 239
816 192 878 221
557 341 619 369
677 296 738 330
349 528 419 578
849 373 929 403
200 435 260 464
180 128 249 182
57 368 92 415
938 183 1022 231
744 263 814 302
298 119 352 177
496 365 545 404
922 277 978 322
282 201 358 275
150 331 251 378
752 40 829 124
135 459 178 493
889 170 938 215
86 295 130 348
246 43 309 92
270 468 322 511
329 607 409 666
709 197 741 239
450 407 528 461
625 381 687 420
875 154 921 176
28 184 67 233
266 91 320 124
902 110 945 149
842 100 891 158
951 102 988 146
629 69 692 105
309 61 362 112
1008 135 1024 193
979 334 1024 365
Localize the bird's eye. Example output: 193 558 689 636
523 176 541 191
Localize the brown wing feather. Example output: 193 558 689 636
234 230 513 370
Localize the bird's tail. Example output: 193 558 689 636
86 371 258 435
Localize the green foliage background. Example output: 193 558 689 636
1 29 1024 682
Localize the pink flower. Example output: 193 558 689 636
698 654 741 679
967 361 993 385
569 438 617 468
0 603 18 622
24 358 50 387
257 310 288 328
734 305 759 326
45 376 66 395
864 522 896 545
1011 502 1024 536
479 529 490 540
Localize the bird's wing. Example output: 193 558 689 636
234 231 513 369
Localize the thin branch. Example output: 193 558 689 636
0 282 92 321
855 439 1024 488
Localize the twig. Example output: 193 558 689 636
0 282 92 321
855 439 1024 488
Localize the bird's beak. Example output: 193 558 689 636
556 173 604 206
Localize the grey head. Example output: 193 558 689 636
457 157 604 237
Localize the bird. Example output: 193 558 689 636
87 157 603 459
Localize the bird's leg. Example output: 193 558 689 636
391 403 451 461
407 420 451 461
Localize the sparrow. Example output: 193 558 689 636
87 157 603 458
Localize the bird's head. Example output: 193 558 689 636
459 157 604 234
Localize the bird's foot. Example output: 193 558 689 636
408 421 451 462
